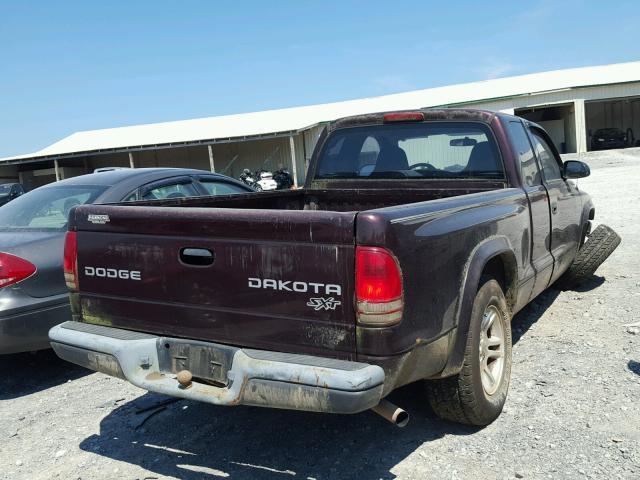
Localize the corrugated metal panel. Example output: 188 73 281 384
210 137 292 179
462 82 640 111
303 125 326 160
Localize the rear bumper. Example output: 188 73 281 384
0 300 70 355
49 321 385 414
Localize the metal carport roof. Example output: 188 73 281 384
2 60 640 163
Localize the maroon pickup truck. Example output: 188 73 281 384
49 109 618 427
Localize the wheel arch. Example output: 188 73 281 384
440 236 517 377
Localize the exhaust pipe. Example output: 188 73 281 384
372 399 409 427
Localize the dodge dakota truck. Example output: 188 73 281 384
49 109 619 427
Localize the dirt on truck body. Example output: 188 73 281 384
50 108 619 426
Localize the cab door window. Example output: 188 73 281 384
530 132 562 181
507 121 541 186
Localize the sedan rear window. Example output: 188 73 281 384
315 122 503 180
0 185 106 231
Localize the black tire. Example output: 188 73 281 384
557 224 621 290
426 279 512 426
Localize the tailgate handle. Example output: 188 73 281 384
180 248 215 266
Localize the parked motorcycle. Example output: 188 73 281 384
239 168 293 192
273 168 294 190
254 170 278 191
238 169 258 190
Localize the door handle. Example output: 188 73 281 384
551 202 558 214
180 248 215 266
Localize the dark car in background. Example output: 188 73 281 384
0 168 252 354
0 183 25 206
590 128 627 151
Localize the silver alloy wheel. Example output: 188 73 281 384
479 305 505 395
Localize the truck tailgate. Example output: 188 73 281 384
71 205 357 358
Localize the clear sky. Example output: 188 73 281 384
1 0 638 157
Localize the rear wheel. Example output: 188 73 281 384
426 278 512 426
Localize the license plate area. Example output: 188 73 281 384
157 338 237 387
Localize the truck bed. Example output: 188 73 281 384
69 182 506 361
112 183 506 212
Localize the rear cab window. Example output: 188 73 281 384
315 122 504 181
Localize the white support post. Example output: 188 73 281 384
574 99 588 155
54 159 61 181
289 135 299 188
128 152 135 168
208 144 216 172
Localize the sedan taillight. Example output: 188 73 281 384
0 252 37 289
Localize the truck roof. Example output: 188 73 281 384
328 108 502 132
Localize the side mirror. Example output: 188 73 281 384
563 160 590 179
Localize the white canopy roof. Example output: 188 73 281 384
3 60 640 162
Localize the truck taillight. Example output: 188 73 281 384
0 252 37 289
63 231 79 291
355 246 403 326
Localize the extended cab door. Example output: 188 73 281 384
528 127 582 284
506 120 553 301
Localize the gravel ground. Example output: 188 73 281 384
1 149 639 480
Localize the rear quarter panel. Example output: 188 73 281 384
355 188 531 357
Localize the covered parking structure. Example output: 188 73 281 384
2 61 640 189
0 128 323 192
585 95 640 150
514 103 577 153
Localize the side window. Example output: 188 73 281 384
507 121 541 187
142 181 200 200
530 132 562 181
122 191 139 202
199 179 248 196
